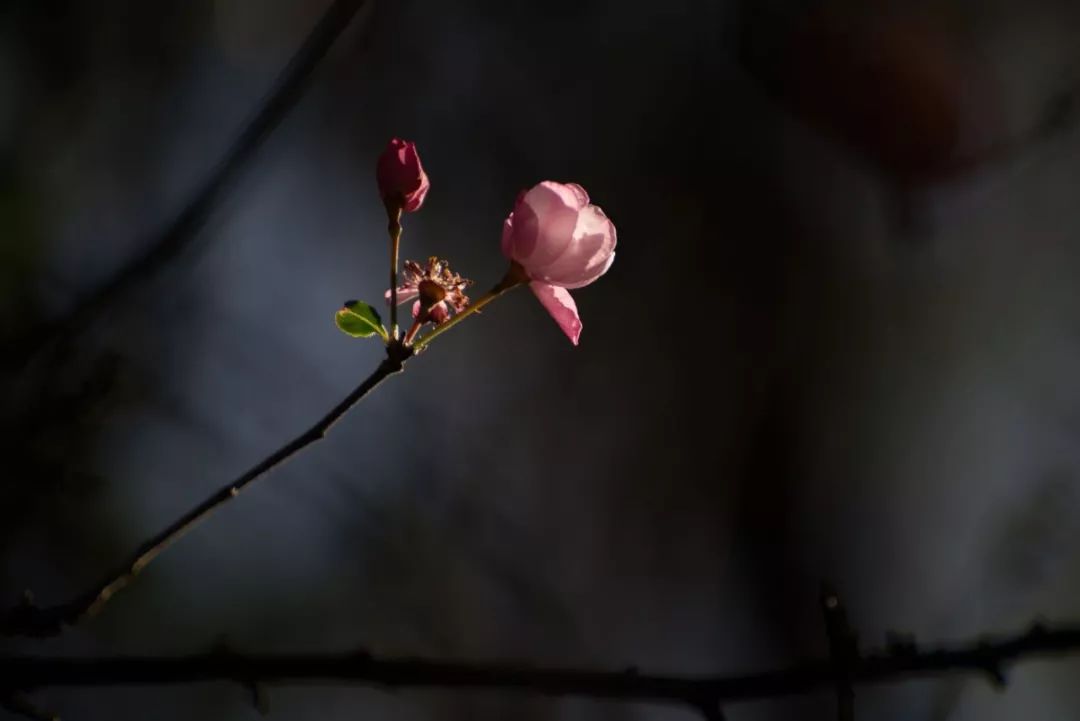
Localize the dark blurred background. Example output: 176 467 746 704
4 0 1080 719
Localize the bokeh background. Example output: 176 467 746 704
4 0 1080 719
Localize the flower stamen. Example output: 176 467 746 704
387 256 472 345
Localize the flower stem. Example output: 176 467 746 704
387 204 403 340
412 268 526 351
402 319 423 346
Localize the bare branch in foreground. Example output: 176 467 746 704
3 620 1079 718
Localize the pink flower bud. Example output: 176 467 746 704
376 138 430 212
501 181 616 345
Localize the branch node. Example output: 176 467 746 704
385 339 414 366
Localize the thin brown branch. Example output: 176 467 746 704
1 620 1079 712
387 203 403 339
2 351 410 638
5 0 374 371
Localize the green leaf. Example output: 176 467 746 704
335 300 388 342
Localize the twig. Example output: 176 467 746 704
2 350 409 638
387 203 403 339
2 620 1079 710
412 264 527 351
5 0 374 370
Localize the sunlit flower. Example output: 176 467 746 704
501 181 616 345
376 138 430 212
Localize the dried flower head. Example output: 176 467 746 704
387 257 472 331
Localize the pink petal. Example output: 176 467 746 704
564 183 590 206
530 204 617 289
501 214 515 259
533 181 591 209
384 286 420 305
376 139 429 212
508 182 579 265
530 281 582 346
429 302 450 324
402 165 430 212
561 251 615 290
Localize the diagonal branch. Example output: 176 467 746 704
2 620 1079 712
7 0 374 370
2 349 410 638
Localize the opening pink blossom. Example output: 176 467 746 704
501 181 616 345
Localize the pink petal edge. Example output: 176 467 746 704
500 214 515 259
564 182 590 207
385 287 420 305
530 281 582 346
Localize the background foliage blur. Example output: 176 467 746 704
4 1 1080 719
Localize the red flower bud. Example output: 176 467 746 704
376 138 430 212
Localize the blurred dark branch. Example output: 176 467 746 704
5 0 373 370
2 620 1079 717
2 350 410 638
